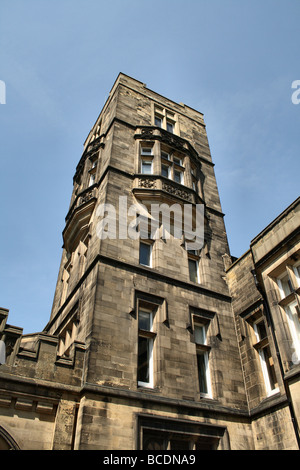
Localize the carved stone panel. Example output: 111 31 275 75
138 178 156 189
162 182 193 202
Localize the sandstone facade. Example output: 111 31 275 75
0 74 299 450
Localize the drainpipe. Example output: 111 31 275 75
251 267 300 449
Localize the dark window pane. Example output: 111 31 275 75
257 321 267 341
281 274 293 297
188 259 198 282
162 165 169 178
138 336 150 383
140 243 151 266
195 438 217 450
197 353 208 394
170 439 190 450
141 147 152 155
139 310 151 331
174 170 181 183
141 161 152 174
167 121 174 133
194 325 205 345
155 116 162 127
262 345 278 391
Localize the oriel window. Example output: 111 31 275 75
160 148 184 185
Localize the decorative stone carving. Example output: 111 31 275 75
162 182 192 202
66 189 96 224
78 189 95 206
138 178 156 189
87 136 104 154
73 137 104 184
63 191 96 253
140 128 154 139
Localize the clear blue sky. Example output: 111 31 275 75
1 0 299 333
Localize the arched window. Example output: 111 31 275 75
0 425 20 450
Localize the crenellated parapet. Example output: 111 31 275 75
0 308 86 387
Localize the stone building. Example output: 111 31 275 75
225 196 300 449
0 73 299 450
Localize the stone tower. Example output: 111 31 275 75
44 73 248 449
5 74 299 450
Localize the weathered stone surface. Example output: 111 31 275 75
0 74 299 450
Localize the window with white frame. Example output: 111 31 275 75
161 150 170 161
174 169 183 184
88 156 98 187
193 321 212 397
166 120 174 133
277 271 293 299
275 264 300 363
188 259 198 283
154 105 177 134
285 300 300 362
88 172 96 187
139 241 152 267
191 164 198 193
293 263 300 288
155 113 163 128
188 251 199 283
253 318 278 396
140 145 153 175
161 163 170 179
137 304 156 388
160 148 185 185
141 160 152 175
173 156 182 166
141 146 153 157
